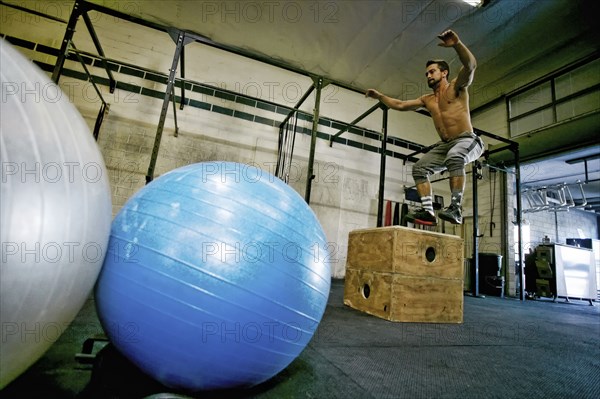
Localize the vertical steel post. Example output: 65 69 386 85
171 86 180 137
52 0 83 84
146 30 186 183
472 160 481 297
305 76 325 204
377 106 389 227
179 46 186 110
92 103 109 141
513 145 525 300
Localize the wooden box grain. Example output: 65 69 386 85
343 226 464 323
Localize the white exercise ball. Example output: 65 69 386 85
0 39 112 388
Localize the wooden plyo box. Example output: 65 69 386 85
343 226 464 323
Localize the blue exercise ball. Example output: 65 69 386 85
95 161 331 391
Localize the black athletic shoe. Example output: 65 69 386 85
439 204 463 224
405 208 437 226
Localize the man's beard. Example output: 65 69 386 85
427 78 438 88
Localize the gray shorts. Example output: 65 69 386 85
412 132 484 184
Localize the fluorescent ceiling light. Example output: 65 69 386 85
461 0 492 7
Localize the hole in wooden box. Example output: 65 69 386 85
425 246 436 262
362 283 371 299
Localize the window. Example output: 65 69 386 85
507 56 600 138
555 59 600 100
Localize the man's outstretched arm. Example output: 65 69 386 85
365 89 425 111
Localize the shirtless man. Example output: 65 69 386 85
366 30 483 225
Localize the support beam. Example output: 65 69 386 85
279 84 315 129
179 46 186 110
512 144 525 301
69 41 108 141
471 160 483 297
403 142 438 165
305 76 327 204
69 42 107 107
145 30 187 184
171 86 180 137
52 0 83 83
82 11 116 93
475 128 514 145
93 102 110 141
486 143 517 157
275 123 288 180
376 106 389 227
329 103 381 146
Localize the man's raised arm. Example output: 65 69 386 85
438 30 477 90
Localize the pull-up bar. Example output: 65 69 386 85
327 102 390 226
279 84 315 129
403 142 440 165
329 103 382 146
378 107 389 228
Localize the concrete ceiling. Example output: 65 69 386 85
90 0 599 109
87 0 599 213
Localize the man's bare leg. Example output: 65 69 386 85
417 181 432 198
449 176 465 204
405 180 437 226
439 176 465 224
